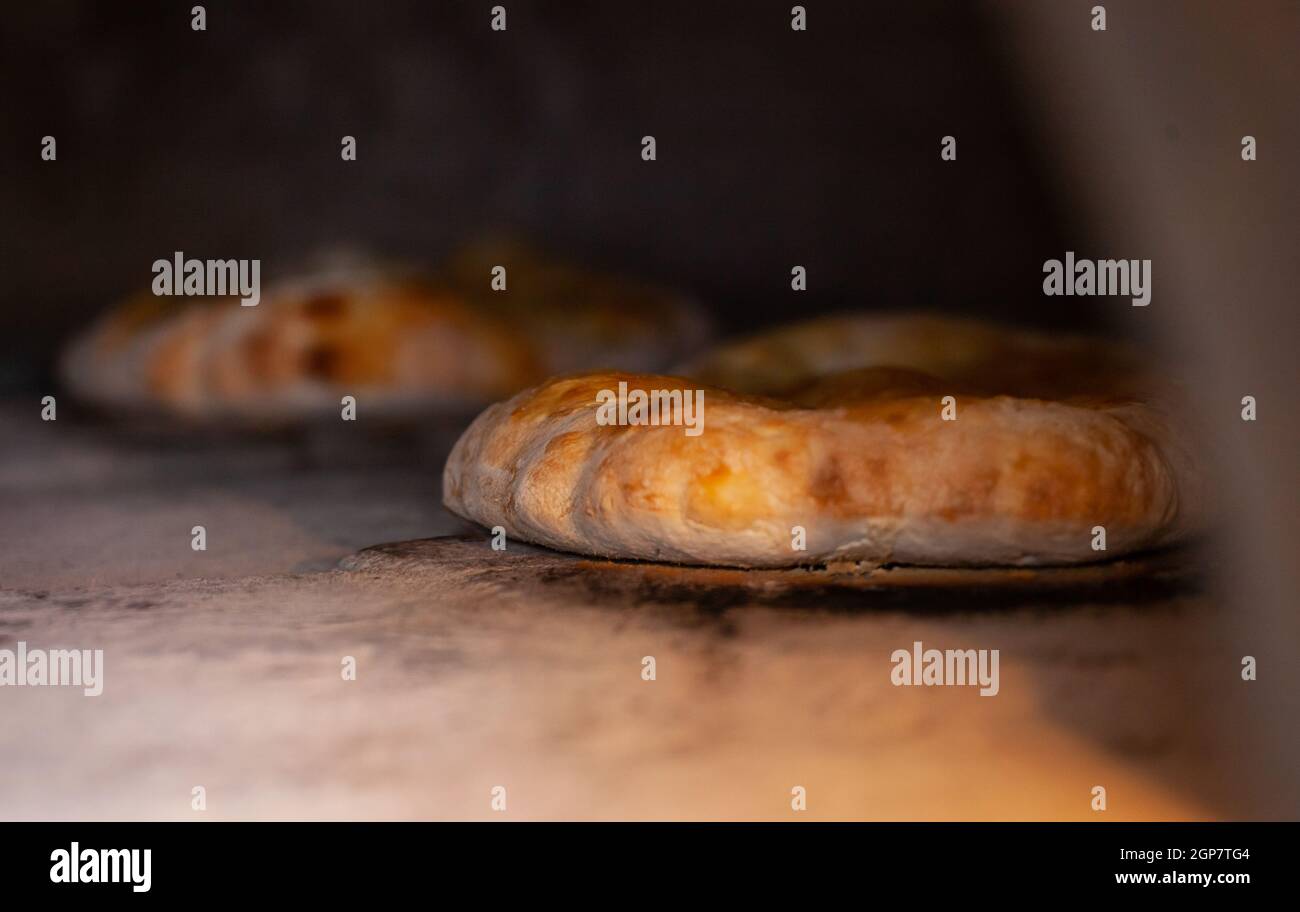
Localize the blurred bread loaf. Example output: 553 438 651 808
60 245 709 422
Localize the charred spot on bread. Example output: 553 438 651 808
303 344 343 380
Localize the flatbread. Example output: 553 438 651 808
443 314 1203 567
59 247 708 422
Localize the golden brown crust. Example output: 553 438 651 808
444 316 1203 568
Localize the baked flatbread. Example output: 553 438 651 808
60 248 708 421
443 314 1203 567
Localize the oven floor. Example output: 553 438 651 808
0 401 1236 819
